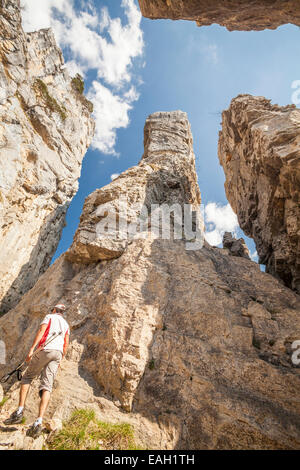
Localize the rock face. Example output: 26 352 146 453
1 111 300 450
0 0 95 312
223 232 250 260
218 95 300 294
66 111 203 263
138 0 300 30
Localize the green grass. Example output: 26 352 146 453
71 74 94 113
148 359 155 370
47 409 141 450
34 79 67 121
252 337 261 349
0 396 8 407
71 74 84 95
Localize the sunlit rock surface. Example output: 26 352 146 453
1 111 299 450
0 0 95 312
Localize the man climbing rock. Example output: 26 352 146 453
4 304 70 438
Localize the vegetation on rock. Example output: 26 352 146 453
47 409 141 450
71 74 84 95
34 79 67 122
71 74 94 113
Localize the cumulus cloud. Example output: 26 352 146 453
110 173 120 181
204 202 239 246
87 81 139 155
21 0 144 155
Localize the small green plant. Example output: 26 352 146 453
71 74 84 95
21 416 26 424
148 359 155 370
47 409 141 450
269 339 275 347
252 337 261 349
0 396 9 407
34 79 67 121
70 74 94 113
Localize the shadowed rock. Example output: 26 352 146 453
218 95 300 294
138 0 300 31
223 232 250 260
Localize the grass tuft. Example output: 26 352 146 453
71 74 84 95
71 74 94 113
252 337 261 349
34 79 67 121
0 396 9 407
47 409 141 450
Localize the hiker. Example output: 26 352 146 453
4 304 70 437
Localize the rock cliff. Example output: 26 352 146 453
138 0 300 30
0 0 95 312
1 111 299 450
66 111 203 263
222 232 250 260
218 95 300 294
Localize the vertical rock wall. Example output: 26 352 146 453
218 95 300 293
0 111 299 450
0 0 95 312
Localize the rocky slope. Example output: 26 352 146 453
0 0 95 313
138 0 300 30
0 111 299 450
219 95 300 294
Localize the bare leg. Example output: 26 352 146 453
38 390 51 419
19 383 30 408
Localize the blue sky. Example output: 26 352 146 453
21 1 300 263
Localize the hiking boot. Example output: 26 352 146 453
26 422 42 438
3 409 23 425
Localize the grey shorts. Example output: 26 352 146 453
21 349 62 396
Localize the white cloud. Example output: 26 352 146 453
21 0 68 31
204 44 219 65
87 80 139 155
64 60 87 78
110 173 120 181
250 250 258 262
21 0 144 155
204 202 239 246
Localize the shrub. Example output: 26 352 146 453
71 74 84 95
71 74 94 113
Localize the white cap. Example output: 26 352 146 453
53 304 66 313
